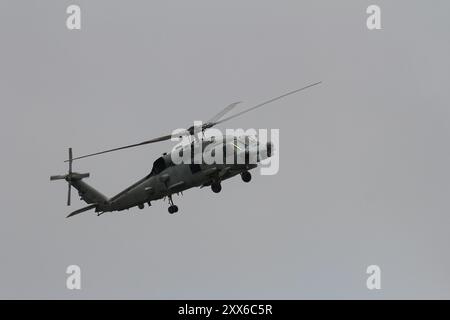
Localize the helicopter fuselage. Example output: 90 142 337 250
105 162 256 212
52 82 319 217
94 135 271 214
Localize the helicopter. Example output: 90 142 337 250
50 81 321 217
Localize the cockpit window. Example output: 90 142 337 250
232 141 243 151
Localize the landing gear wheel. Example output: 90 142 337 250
168 205 178 214
211 182 222 193
167 195 178 214
241 171 252 183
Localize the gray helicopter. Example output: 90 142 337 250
50 82 321 217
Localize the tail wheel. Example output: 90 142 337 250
211 182 222 193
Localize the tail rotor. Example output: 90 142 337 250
50 148 89 206
67 148 73 205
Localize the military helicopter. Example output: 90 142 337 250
50 81 321 217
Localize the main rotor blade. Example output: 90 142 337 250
67 183 71 206
66 82 321 162
212 81 322 126
207 101 242 124
66 134 173 162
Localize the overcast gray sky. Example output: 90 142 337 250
1 0 449 299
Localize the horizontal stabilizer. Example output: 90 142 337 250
67 204 97 218
50 175 66 181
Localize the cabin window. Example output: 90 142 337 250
189 163 201 174
151 157 167 174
